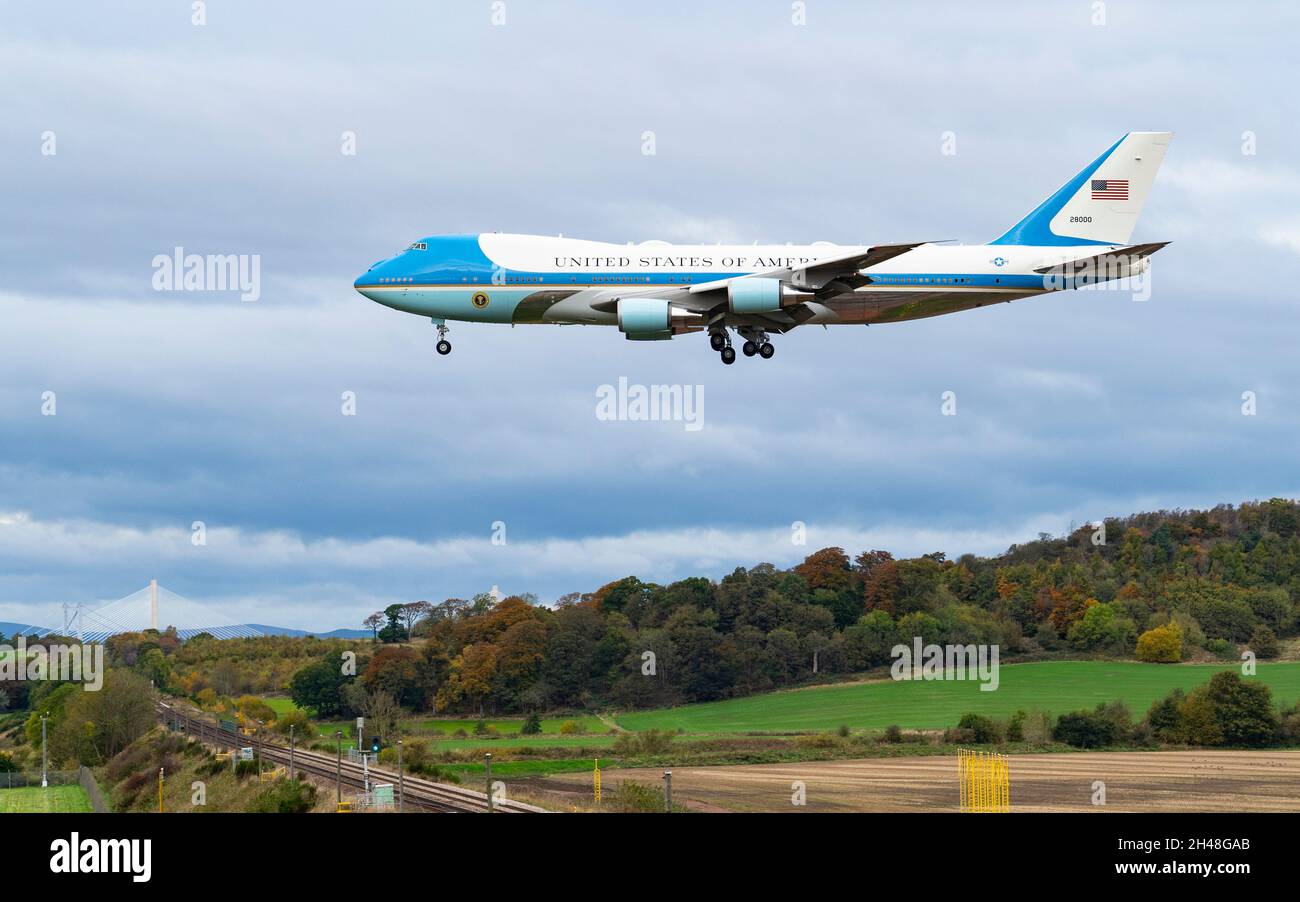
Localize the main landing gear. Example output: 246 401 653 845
716 328 773 364
434 321 452 355
709 329 738 364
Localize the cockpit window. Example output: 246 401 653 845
407 242 428 251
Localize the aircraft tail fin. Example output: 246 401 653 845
989 132 1173 247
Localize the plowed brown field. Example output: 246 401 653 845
582 750 1300 812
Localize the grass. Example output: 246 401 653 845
306 716 608 743
402 717 607 736
406 734 623 751
614 661 1300 734
0 785 93 813
444 758 600 778
260 697 306 717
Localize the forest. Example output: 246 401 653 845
5 499 1298 723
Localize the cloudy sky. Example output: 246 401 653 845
2 1 1298 631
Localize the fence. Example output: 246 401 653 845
1 768 111 812
78 766 111 813
0 770 79 789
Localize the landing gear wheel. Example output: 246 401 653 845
758 342 774 359
709 332 726 352
436 339 452 356
720 346 736 365
742 340 758 357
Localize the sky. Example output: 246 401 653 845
3 1 1299 631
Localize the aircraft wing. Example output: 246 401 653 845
588 241 928 320
686 241 928 298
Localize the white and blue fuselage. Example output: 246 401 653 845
354 132 1172 361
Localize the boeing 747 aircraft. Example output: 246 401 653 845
354 132 1171 364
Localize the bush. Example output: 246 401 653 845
558 719 583 735
234 758 262 779
236 696 277 725
1201 671 1278 746
836 724 851 738
1279 703 1300 745
274 710 313 737
612 729 676 756
521 713 542 735
1147 688 1186 742
473 720 489 735
956 713 1003 744
942 727 976 745
1145 674 1277 748
247 778 317 813
1136 624 1182 662
1020 711 1054 745
1005 711 1026 743
794 732 840 750
1096 700 1133 743
609 779 683 813
882 724 903 744
1053 709 1116 748
1248 625 1280 660
1205 638 1235 660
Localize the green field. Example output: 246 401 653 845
613 661 1300 734
0 785 92 813
307 715 608 742
261 697 305 717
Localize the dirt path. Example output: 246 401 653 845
571 750 1300 813
595 712 627 733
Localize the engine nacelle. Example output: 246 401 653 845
617 298 703 340
727 277 784 314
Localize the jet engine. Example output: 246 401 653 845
616 297 703 340
727 277 786 314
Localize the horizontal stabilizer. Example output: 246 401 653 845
1032 241 1169 274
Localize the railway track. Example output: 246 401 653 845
155 701 544 813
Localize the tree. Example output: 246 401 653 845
1146 688 1186 742
1053 708 1116 748
361 691 400 748
436 643 499 716
1067 601 1136 652
1136 623 1183 662
363 612 384 641
378 604 409 643
1248 625 1280 660
237 695 277 725
863 561 901 614
794 548 852 593
52 669 155 765
399 601 434 637
1200 671 1277 747
289 656 350 717
361 645 429 708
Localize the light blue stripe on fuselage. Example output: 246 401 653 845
356 271 1047 290
357 271 1049 323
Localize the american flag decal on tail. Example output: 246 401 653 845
1091 178 1130 200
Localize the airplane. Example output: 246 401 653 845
354 132 1171 364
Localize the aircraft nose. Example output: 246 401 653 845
353 272 377 299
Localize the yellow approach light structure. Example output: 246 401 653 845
593 758 602 804
958 749 1010 813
